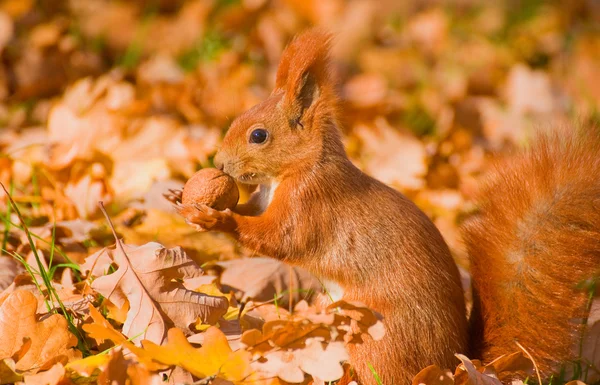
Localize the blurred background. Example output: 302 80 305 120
0 0 599 271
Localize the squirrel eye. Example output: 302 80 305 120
249 128 268 144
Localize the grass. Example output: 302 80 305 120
0 182 90 355
177 29 230 72
368 362 384 385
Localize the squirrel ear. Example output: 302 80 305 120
274 29 333 128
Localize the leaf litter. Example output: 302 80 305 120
0 0 599 384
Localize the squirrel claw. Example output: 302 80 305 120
177 203 235 232
163 189 183 204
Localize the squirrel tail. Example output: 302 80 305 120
463 125 600 378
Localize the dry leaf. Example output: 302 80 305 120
412 365 454 385
87 241 229 343
454 354 502 385
0 11 12 54
0 358 22 384
23 363 65 385
0 291 80 374
354 117 427 190
141 327 252 382
218 258 322 307
504 64 554 115
297 339 349 382
0 256 22 291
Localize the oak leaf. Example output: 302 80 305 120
86 241 229 344
218 258 322 307
141 326 252 382
22 363 65 385
253 339 348 383
0 291 80 373
0 358 22 384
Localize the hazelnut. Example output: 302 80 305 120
181 169 239 211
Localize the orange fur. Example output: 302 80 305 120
464 127 600 378
195 29 467 384
179 29 600 384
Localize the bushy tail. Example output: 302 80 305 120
463 126 600 379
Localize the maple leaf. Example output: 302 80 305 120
0 290 80 374
86 236 229 344
141 326 252 382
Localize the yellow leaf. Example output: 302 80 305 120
141 327 251 382
66 354 109 377
81 305 165 371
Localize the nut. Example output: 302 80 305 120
181 168 239 211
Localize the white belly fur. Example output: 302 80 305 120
321 278 345 302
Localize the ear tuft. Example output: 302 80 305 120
274 29 334 126
275 29 333 91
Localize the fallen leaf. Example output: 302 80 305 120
87 241 229 343
0 291 80 373
23 362 65 385
454 354 502 385
0 358 22 384
0 256 22 291
354 117 427 191
297 339 349 382
412 365 454 385
486 352 533 377
218 258 322 307
141 327 252 382
504 64 554 115
0 11 12 54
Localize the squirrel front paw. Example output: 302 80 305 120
163 188 183 205
176 203 236 233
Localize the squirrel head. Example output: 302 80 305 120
214 29 342 185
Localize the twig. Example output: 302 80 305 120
516 340 542 385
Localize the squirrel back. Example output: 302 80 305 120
463 127 600 378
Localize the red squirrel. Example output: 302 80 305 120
177 30 600 384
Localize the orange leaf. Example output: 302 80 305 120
141 327 252 382
0 291 80 374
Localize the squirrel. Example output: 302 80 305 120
176 29 600 384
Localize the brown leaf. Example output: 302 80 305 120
0 291 80 373
412 365 454 385
87 242 229 343
0 256 22 291
218 257 322 307
0 11 12 54
486 352 533 377
454 354 502 385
